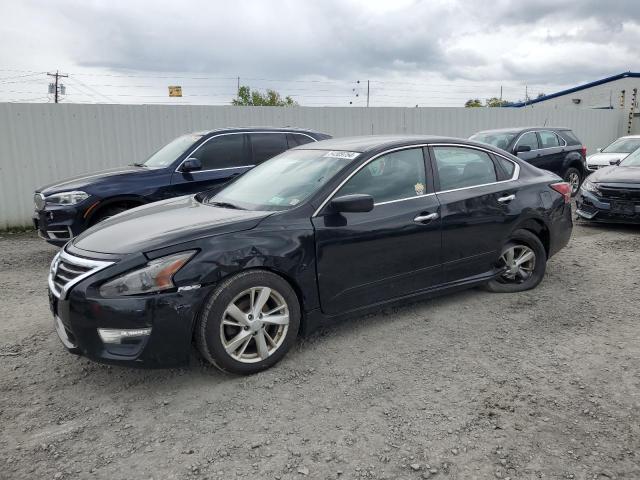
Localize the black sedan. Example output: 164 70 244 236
577 148 640 223
48 136 573 374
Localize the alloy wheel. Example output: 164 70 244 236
567 171 581 194
497 245 536 284
219 286 290 363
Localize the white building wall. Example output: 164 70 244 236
524 77 640 110
0 103 627 228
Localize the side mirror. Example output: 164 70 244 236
329 194 374 213
181 158 202 172
514 145 531 154
596 147 602 153
609 159 621 166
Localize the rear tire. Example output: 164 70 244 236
195 270 300 375
563 167 582 197
484 229 547 293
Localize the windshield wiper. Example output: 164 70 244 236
209 201 245 210
130 162 147 167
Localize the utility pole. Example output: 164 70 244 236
366 80 370 107
499 85 503 107
236 76 240 100
47 70 68 103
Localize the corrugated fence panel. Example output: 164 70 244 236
0 103 625 228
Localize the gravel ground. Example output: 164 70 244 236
1 220 639 480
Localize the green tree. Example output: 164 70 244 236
485 97 509 107
232 86 298 106
465 98 483 108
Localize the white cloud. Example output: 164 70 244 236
0 0 638 106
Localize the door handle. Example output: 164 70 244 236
414 212 439 223
497 194 516 203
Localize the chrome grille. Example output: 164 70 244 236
599 187 640 202
48 250 114 299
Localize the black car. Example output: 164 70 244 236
576 148 640 223
33 127 330 245
48 135 572 374
470 127 587 195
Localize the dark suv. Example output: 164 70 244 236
470 127 587 195
33 127 330 245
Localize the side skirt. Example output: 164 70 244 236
301 268 503 335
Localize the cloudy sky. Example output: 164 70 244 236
1 0 639 106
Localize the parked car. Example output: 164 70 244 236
585 135 640 171
48 135 572 374
469 127 587 195
33 127 330 246
576 147 640 223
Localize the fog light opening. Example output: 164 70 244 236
98 328 151 344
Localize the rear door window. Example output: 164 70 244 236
538 131 561 148
516 132 539 151
250 133 288 164
194 134 250 170
432 147 498 191
286 133 315 148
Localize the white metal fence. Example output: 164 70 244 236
0 103 626 228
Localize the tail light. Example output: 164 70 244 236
550 182 572 204
580 146 587 158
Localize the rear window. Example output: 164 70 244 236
559 130 581 145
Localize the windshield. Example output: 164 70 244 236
469 132 517 150
621 148 640 166
602 137 640 154
142 134 203 168
208 149 358 211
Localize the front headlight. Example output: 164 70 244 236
99 251 196 297
46 191 89 205
581 180 601 196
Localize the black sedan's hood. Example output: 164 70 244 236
37 165 151 194
590 166 640 185
72 195 271 254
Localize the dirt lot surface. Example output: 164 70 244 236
1 221 639 480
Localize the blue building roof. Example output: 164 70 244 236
511 71 640 107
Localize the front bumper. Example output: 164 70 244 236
576 190 640 224
33 203 87 246
49 276 212 368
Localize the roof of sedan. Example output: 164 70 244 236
295 135 471 153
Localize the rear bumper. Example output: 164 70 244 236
548 203 573 258
576 190 640 224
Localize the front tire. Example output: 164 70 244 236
195 270 300 375
484 229 547 293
